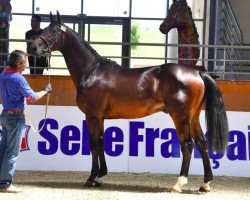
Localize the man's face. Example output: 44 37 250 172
31 18 40 29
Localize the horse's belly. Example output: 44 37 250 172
104 101 165 119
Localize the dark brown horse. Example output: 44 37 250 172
0 0 12 70
29 12 228 193
159 0 200 66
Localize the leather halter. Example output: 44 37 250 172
39 25 66 55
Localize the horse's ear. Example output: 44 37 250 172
50 12 55 23
56 11 61 23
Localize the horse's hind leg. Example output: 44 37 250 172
191 119 213 192
171 118 194 193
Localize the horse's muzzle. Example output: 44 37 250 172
28 44 42 58
159 24 170 34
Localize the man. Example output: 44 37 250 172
0 50 52 193
25 14 47 75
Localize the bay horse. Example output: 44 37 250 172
159 0 200 66
29 11 228 193
0 0 12 71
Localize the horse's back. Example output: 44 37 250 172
158 63 204 83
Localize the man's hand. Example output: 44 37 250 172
42 84 52 93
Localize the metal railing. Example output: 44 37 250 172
1 38 250 80
217 0 244 80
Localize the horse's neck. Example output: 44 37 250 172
61 31 99 87
177 24 199 45
177 20 200 64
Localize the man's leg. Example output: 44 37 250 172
0 114 25 188
0 117 7 179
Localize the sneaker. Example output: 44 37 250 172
0 184 23 193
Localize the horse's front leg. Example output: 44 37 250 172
84 116 106 187
98 131 108 178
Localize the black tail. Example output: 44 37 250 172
200 73 228 153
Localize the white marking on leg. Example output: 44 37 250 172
172 176 188 193
94 177 103 185
200 181 211 192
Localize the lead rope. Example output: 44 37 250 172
26 53 51 133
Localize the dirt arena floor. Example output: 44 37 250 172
1 171 249 200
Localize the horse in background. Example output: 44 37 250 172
160 0 200 66
29 11 228 193
0 0 12 71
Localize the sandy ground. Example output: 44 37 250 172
0 171 249 200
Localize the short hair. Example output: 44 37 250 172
9 50 27 69
31 14 41 22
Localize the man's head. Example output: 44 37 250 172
31 14 41 30
9 50 28 71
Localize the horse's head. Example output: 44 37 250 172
0 0 12 32
29 11 66 57
159 0 190 34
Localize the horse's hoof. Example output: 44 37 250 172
94 177 103 187
199 181 211 192
84 180 96 188
84 179 103 188
171 186 182 193
199 186 210 192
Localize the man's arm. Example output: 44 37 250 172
33 90 47 102
26 84 52 103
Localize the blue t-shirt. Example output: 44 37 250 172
0 69 36 110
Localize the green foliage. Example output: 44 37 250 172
131 23 140 50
